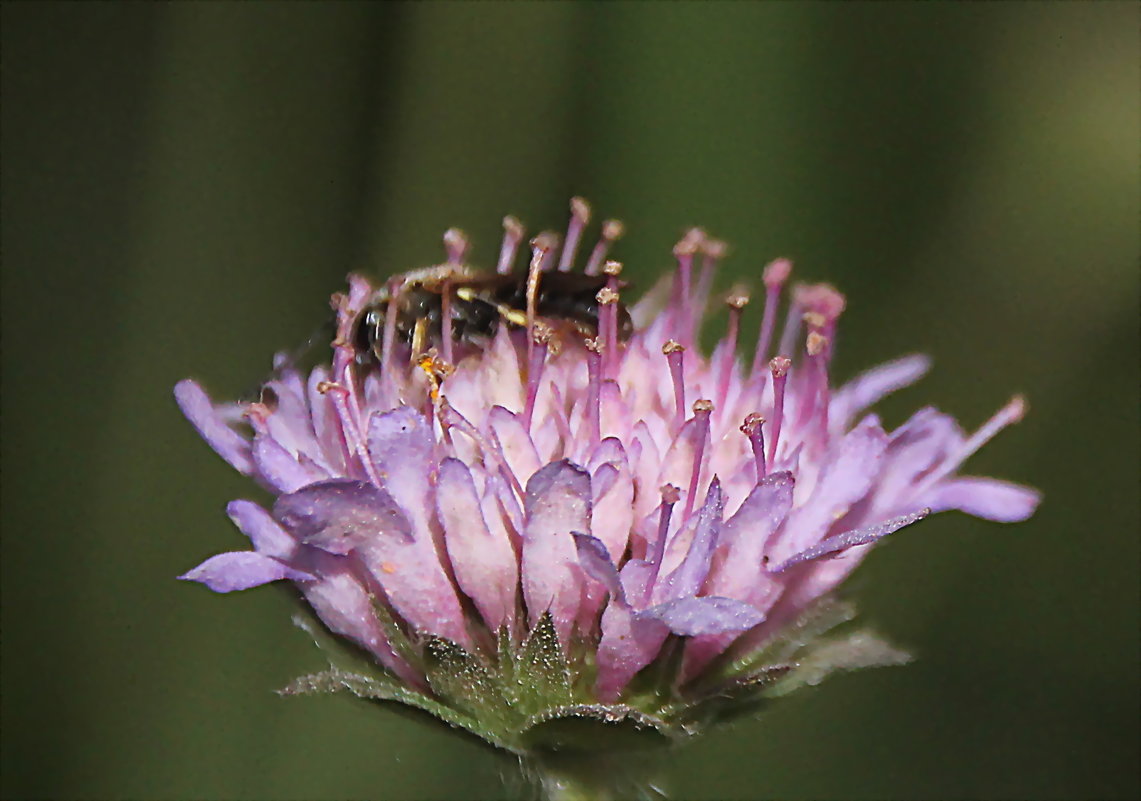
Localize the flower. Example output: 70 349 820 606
177 199 1039 763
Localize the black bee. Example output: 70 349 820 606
352 265 632 364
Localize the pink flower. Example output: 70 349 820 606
177 200 1038 747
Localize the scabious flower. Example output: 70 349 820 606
177 200 1038 796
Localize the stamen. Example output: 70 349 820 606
584 219 625 276
497 215 525 275
671 230 703 347
531 231 560 273
438 398 525 500
585 338 603 447
776 284 805 360
919 395 1027 493
695 238 728 317
318 377 383 488
443 228 468 265
741 413 767 483
599 260 623 377
643 484 681 603
752 259 792 378
716 288 749 413
523 323 553 430
797 283 846 359
663 340 686 432
380 278 400 381
525 239 548 369
558 197 591 271
767 356 791 471
682 399 714 521
797 331 830 432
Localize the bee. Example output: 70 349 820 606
352 264 632 365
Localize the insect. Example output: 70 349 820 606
352 264 632 365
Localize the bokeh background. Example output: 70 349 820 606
3 3 1138 799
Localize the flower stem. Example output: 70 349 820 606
522 750 670 801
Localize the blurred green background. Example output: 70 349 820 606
2 3 1137 799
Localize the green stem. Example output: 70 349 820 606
521 750 670 801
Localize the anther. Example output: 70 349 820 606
584 219 625 276
597 281 622 378
806 331 828 357
663 340 687 431
530 231 561 273
558 197 591 272
443 228 469 265
767 356 792 471
497 215 525 274
741 413 767 483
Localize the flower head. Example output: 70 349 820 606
177 199 1038 754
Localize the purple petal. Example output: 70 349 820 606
707 472 793 599
769 417 888 565
274 479 410 555
573 532 625 603
226 499 296 559
174 380 254 474
641 595 765 636
830 354 931 432
774 509 929 573
294 549 423 688
179 551 313 592
927 477 1041 522
522 460 592 645
366 406 434 518
594 602 670 702
277 479 469 646
436 458 518 632
658 479 724 602
253 436 324 494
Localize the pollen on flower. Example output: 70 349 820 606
176 199 1040 752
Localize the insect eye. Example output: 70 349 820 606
353 309 383 358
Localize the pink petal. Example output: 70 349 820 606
588 438 635 561
436 458 518 632
594 602 669 702
487 406 541 487
521 460 592 646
